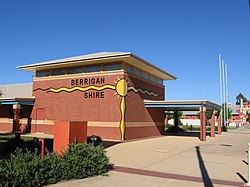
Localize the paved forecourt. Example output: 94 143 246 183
48 126 250 187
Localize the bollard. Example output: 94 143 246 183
246 143 250 186
38 138 45 157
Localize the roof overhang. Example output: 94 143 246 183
144 100 221 111
0 97 35 105
18 52 176 80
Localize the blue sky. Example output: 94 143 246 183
0 0 249 104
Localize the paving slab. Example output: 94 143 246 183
48 126 250 187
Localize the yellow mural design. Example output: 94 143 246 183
114 79 128 141
49 85 115 93
48 78 158 141
128 86 158 97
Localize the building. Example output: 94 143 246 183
0 83 34 133
228 102 249 126
14 52 176 141
0 52 222 141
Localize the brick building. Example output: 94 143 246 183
3 52 176 141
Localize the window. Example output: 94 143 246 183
67 67 82 74
84 65 101 73
134 68 142 76
124 64 133 73
51 68 65 76
143 72 150 80
36 70 50 77
103 63 121 71
155 78 163 84
151 75 163 85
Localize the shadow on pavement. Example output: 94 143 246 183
165 131 211 140
196 146 213 187
102 140 121 149
236 172 247 183
242 160 248 166
165 131 200 138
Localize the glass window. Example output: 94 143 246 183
36 70 50 77
124 64 133 73
156 78 163 85
51 68 65 76
67 67 82 74
134 68 142 76
150 75 163 84
151 75 156 82
103 63 121 71
143 72 150 80
84 65 101 73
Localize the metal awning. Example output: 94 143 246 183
0 97 35 106
144 100 221 111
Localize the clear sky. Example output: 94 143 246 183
0 0 249 104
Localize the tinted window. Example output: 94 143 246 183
143 72 150 80
85 65 101 73
36 70 50 77
134 68 142 76
51 69 65 76
124 64 133 73
103 63 120 71
68 67 82 74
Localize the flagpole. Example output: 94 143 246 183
222 59 226 127
219 54 223 127
225 64 228 126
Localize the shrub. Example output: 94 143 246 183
0 149 62 187
0 143 110 187
61 144 109 180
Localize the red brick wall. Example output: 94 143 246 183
125 125 164 139
34 124 54 135
31 71 166 140
124 74 165 139
0 123 12 132
127 74 165 100
125 74 165 123
88 126 121 140
32 73 123 122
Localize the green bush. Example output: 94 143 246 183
0 149 62 187
61 144 109 180
0 144 110 187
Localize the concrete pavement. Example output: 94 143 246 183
48 126 250 187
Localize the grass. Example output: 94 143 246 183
0 134 34 143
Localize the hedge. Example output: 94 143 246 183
0 143 110 187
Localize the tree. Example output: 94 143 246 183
197 111 212 120
236 93 248 105
221 103 232 124
167 111 183 120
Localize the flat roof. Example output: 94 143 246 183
0 83 32 98
0 97 35 105
18 52 176 80
144 100 221 111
